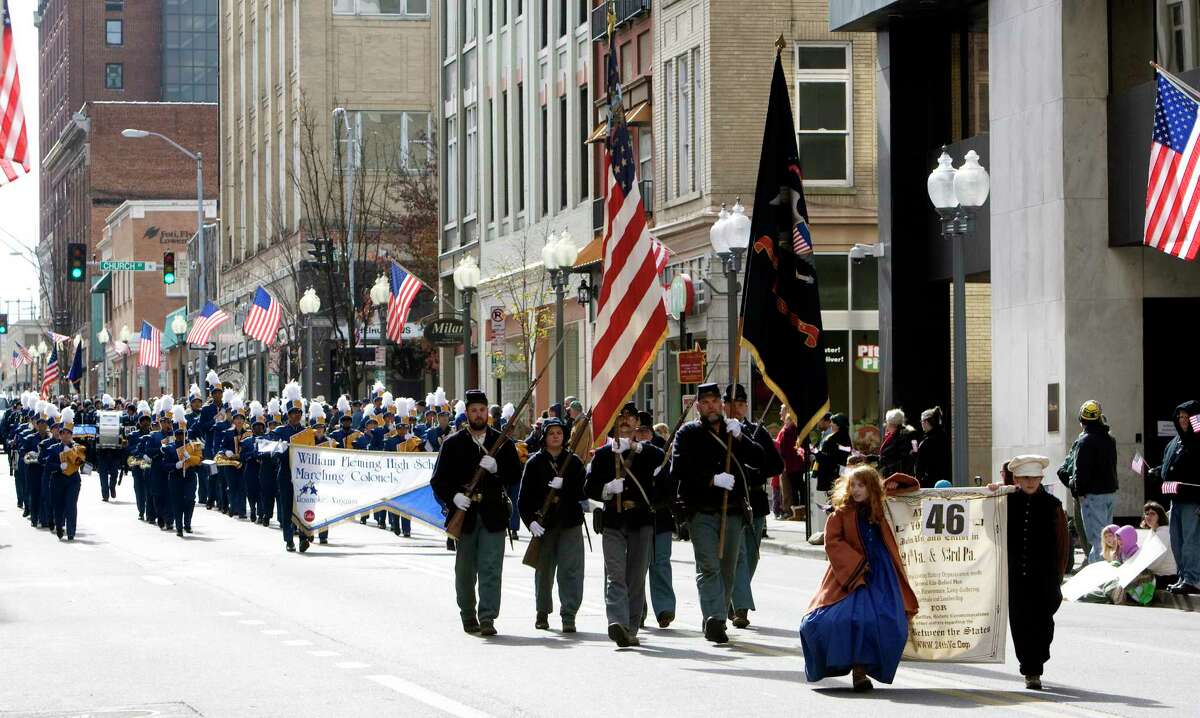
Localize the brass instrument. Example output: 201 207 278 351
177 440 204 469
127 455 152 469
342 431 362 450
395 436 422 452
216 427 247 468
290 427 316 446
59 444 87 477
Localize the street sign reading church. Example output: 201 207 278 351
99 260 159 272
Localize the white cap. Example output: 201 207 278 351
1008 455 1050 478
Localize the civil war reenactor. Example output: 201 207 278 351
725 383 785 629
637 410 678 629
430 389 521 637
585 402 664 648
670 382 763 644
517 417 587 633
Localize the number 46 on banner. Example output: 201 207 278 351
922 500 971 537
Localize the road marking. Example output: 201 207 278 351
336 661 371 669
142 575 172 586
901 668 1112 718
308 650 341 657
218 611 243 617
238 619 266 625
282 639 313 646
261 629 288 635
366 675 493 718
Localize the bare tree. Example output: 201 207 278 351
487 229 553 425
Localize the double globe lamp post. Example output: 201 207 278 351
708 199 751 385
453 255 481 392
542 230 579 407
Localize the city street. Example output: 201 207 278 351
0 458 1193 718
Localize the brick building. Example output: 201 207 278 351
98 199 217 399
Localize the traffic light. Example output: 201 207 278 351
67 243 86 282
163 251 176 285
0 314 7 335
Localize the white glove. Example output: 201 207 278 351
630 440 643 454
614 437 631 454
224 450 234 457
452 492 472 511
182 453 191 462
479 455 498 474
654 465 664 477
713 472 736 491
548 476 564 490
175 461 184 470
59 462 68 471
529 521 546 537
602 478 624 499
726 419 742 438
142 455 152 463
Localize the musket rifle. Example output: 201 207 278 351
444 333 568 541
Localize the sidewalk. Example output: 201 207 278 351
756 519 1199 612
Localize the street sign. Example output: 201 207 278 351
374 346 386 365
677 348 706 384
489 305 506 339
99 260 159 272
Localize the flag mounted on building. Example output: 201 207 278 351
66 336 84 384
12 340 31 369
138 321 162 369
1145 66 1200 261
243 286 282 345
740 50 829 438
187 301 230 346
589 11 668 444
386 261 423 343
40 343 58 397
0 0 30 186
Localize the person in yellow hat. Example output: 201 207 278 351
1059 400 1117 565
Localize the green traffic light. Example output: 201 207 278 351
0 328 6 334
70 268 83 279
164 272 176 285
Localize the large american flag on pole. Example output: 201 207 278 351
589 12 668 444
0 0 30 186
186 301 229 345
138 320 162 369
387 261 423 343
40 343 57 397
243 286 282 345
11 339 31 368
1145 67 1200 261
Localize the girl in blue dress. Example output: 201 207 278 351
799 466 919 691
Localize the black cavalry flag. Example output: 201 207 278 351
740 53 829 438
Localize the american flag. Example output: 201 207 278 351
186 301 230 345
0 0 30 186
386 261 423 343
589 19 668 444
243 286 282 345
10 349 21 369
39 343 57 397
12 339 31 368
793 217 813 255
138 320 161 369
1145 68 1200 261
650 237 670 275
46 329 70 344
1162 481 1180 496
1190 413 1200 434
1131 452 1146 475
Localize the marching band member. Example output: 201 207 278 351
165 405 195 537
186 385 207 506
271 382 307 553
21 407 50 528
95 393 122 502
245 401 271 526
50 411 84 541
130 404 154 522
149 399 177 532
217 394 248 519
430 389 521 636
36 404 61 530
585 402 664 648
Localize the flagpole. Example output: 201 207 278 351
1150 61 1200 102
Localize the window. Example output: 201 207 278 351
663 59 672 198
465 0 477 43
517 83 525 213
664 49 698 199
105 1 124 10
334 0 429 15
485 0 492 35
349 110 431 171
486 99 495 223
559 96 568 210
677 55 691 194
498 90 508 218
559 0 566 37
637 31 651 75
579 86 589 202
466 107 478 218
445 116 458 221
105 19 123 46
540 105 548 217
638 127 652 186
621 42 632 83
540 0 548 47
105 63 124 89
162 0 218 102
795 43 852 185
444 0 456 57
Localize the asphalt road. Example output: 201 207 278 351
1 457 1195 718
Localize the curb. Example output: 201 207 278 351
758 537 826 561
1152 590 1200 612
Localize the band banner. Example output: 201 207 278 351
885 487 1010 663
289 444 444 533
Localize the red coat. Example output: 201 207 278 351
805 505 920 618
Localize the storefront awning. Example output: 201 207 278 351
585 101 652 143
90 272 112 294
573 236 604 269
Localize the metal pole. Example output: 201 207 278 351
304 314 314 397
195 154 205 309
462 289 473 391
379 306 388 388
725 255 740 386
176 336 186 398
951 216 970 485
554 273 565 407
345 121 357 322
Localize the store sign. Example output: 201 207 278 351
855 344 880 373
677 349 706 384
423 315 466 347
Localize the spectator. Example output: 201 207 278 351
1068 400 1119 566
815 414 853 493
652 422 669 449
878 409 916 477
1156 400 1200 595
914 407 950 487
1140 501 1178 590
775 406 806 519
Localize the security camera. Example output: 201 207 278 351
850 243 884 264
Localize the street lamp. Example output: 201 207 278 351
453 255 481 392
171 314 188 399
29 342 41 392
299 287 321 397
122 128 207 311
97 328 110 394
709 199 750 385
926 148 990 485
543 229 579 407
370 274 391 387
120 325 132 399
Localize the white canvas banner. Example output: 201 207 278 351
885 487 1010 663
288 444 443 533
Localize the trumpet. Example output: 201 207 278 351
127 455 152 469
214 455 242 468
23 450 39 465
